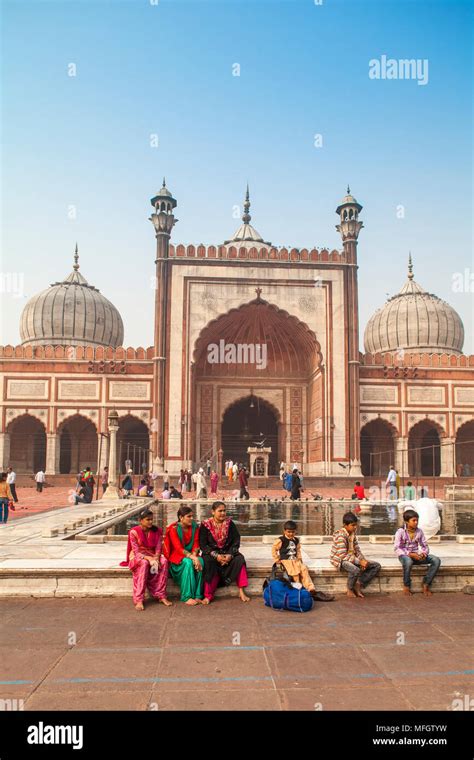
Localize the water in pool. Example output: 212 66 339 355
101 500 474 537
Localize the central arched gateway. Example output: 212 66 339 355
191 296 324 472
221 396 279 475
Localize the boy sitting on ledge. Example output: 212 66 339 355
272 521 334 602
394 509 441 596
330 512 381 598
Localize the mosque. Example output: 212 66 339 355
0 183 473 481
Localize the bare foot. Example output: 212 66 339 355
403 586 414 596
354 582 365 598
346 589 358 598
239 590 250 602
159 598 173 606
201 598 211 605
185 598 199 605
423 585 433 596
135 602 144 611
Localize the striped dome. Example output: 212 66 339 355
20 248 124 348
364 259 464 355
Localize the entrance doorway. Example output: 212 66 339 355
221 396 278 475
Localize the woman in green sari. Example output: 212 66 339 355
163 505 204 605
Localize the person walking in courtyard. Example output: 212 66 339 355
404 481 416 500
101 466 109 495
386 465 397 500
330 512 381 598
394 509 441 596
35 469 45 493
206 458 212 476
178 469 186 494
186 469 192 493
227 460 234 483
163 505 203 605
290 468 302 500
196 467 207 499
0 473 13 524
272 521 334 602
238 465 249 500
210 469 219 495
121 470 133 498
6 467 18 504
120 507 172 611
199 501 250 604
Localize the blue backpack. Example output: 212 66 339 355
263 579 313 613
283 473 292 491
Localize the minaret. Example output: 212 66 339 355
149 179 177 469
336 187 364 475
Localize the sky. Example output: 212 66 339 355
1 0 473 352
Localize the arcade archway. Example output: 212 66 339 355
408 420 442 477
58 415 98 474
221 396 279 475
456 421 474 475
117 416 150 474
360 418 396 476
7 414 46 473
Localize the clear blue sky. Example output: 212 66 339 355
1 0 473 351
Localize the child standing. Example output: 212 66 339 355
330 512 381 598
394 509 441 596
272 521 334 601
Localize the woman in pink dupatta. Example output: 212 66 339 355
120 507 172 611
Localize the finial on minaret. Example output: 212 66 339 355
162 177 166 187
73 243 79 271
242 184 251 224
347 184 351 194
255 286 262 301
408 252 414 280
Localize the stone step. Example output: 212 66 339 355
0 564 471 597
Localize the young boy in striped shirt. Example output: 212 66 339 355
330 512 381 598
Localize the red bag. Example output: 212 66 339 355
8 500 15 511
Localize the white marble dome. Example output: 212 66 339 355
20 248 124 348
364 259 464 355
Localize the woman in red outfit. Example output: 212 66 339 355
162 505 204 605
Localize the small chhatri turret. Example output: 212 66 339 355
223 184 272 249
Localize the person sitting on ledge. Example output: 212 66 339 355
272 521 334 602
137 479 149 497
74 478 93 505
163 506 204 605
330 512 381 598
394 509 441 596
352 481 366 500
199 501 250 604
169 485 183 499
120 507 172 611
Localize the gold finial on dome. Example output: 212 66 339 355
408 252 414 280
73 243 79 271
242 183 251 224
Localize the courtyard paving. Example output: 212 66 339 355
0 592 472 711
